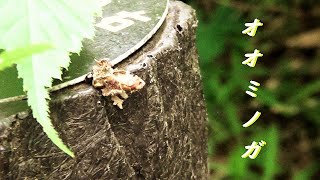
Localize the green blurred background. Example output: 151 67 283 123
183 0 319 179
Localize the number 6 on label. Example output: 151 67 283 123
96 11 151 32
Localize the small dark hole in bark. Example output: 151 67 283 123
176 24 183 32
147 54 153 58
85 72 93 84
134 166 145 179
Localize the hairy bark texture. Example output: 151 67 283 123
0 1 208 179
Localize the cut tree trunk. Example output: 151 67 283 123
0 1 208 179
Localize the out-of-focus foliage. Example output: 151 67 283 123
184 0 319 179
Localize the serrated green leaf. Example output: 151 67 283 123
0 0 100 51
0 0 101 157
16 50 73 157
0 44 52 71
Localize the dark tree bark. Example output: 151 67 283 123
0 1 208 179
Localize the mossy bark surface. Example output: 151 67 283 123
0 1 208 179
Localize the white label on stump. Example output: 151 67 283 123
96 11 151 32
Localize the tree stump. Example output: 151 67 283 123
0 1 208 179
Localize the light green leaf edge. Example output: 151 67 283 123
0 0 102 157
0 44 52 71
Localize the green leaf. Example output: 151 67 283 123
0 44 52 71
0 0 101 157
196 6 242 64
228 147 250 179
224 102 242 135
261 125 279 180
288 80 320 103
